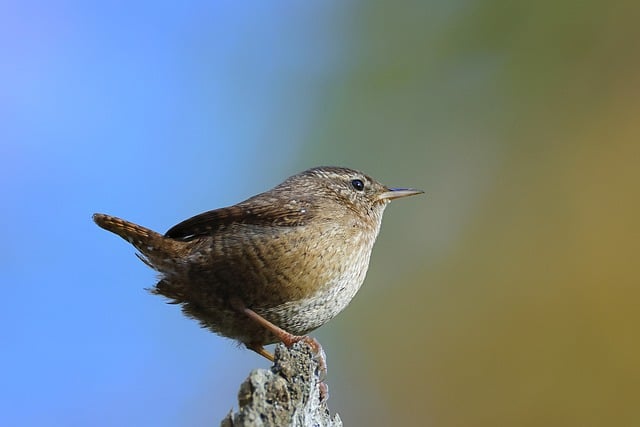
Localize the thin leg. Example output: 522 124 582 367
248 344 274 362
243 305 327 377
230 298 327 376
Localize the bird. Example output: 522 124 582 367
93 166 422 363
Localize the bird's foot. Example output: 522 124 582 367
232 299 328 379
285 335 327 380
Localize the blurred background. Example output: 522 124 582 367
2 1 639 426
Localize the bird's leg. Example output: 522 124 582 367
247 343 274 362
230 298 327 377
244 306 328 385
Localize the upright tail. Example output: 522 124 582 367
93 213 186 271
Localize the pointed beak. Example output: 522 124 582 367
377 187 424 201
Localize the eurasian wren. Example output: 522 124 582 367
93 166 422 361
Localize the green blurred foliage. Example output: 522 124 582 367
304 1 640 425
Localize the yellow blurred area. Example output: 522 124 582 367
307 1 640 425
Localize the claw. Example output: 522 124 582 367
233 299 328 383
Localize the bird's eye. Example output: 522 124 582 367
351 179 365 192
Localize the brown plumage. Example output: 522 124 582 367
94 166 422 360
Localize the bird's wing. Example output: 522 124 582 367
164 197 311 240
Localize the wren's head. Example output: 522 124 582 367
274 166 423 229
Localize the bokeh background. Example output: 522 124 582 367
3 1 639 426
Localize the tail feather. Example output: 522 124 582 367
93 213 159 244
93 213 185 271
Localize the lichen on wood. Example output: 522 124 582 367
220 342 342 427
